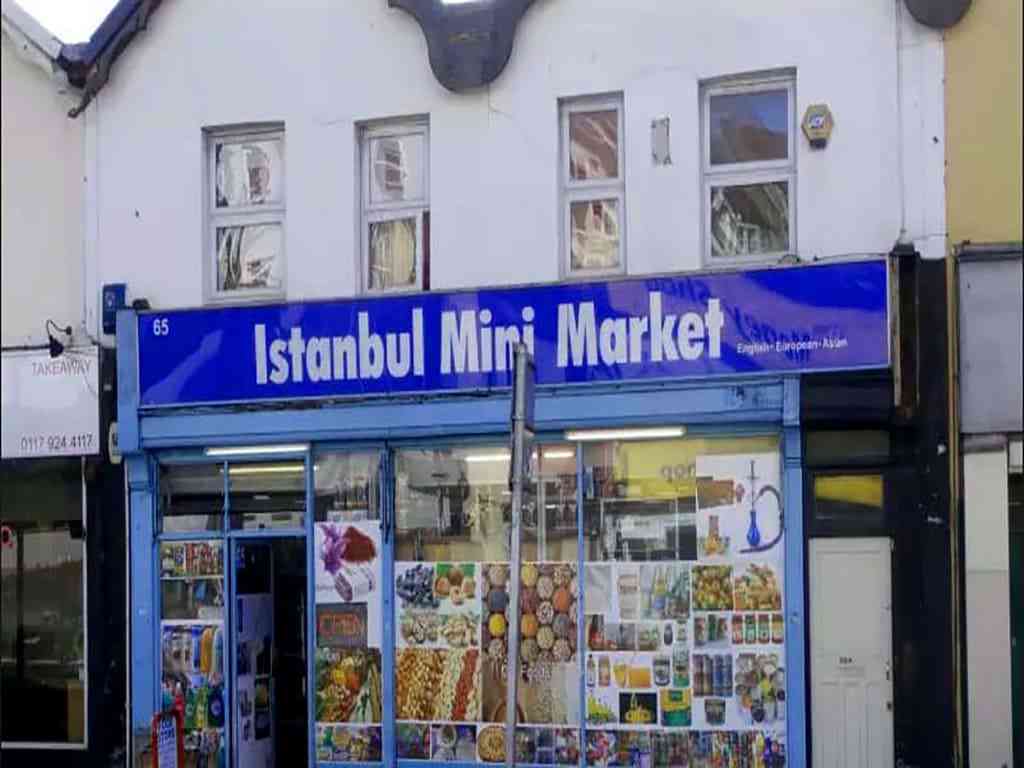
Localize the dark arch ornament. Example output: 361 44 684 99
903 0 971 28
388 0 537 92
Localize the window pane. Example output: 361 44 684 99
228 462 306 530
1 459 85 744
369 134 425 205
570 199 620 272
813 474 884 523
569 109 618 181
216 224 283 292
805 431 890 466
581 436 785 747
394 448 500 757
215 138 283 208
159 541 225 621
523 446 578 562
709 89 788 165
160 463 225 533
159 538 226 763
315 453 381 522
393 446 581 760
368 218 417 290
710 182 789 258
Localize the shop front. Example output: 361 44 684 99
119 260 890 768
1 345 126 768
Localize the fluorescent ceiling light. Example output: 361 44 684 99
464 451 511 464
226 463 305 477
205 443 308 457
564 426 686 442
541 449 575 460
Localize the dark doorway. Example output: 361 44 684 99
233 538 308 767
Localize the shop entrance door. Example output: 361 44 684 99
231 537 308 768
809 537 893 768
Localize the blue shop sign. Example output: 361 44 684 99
136 260 889 408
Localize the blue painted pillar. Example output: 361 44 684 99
782 376 806 767
127 454 156 764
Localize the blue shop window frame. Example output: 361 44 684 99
120 336 806 767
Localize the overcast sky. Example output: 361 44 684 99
15 0 118 43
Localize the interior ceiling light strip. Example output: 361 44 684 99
225 464 306 476
205 443 309 457
564 426 686 442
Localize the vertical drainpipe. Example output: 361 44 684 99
946 249 966 766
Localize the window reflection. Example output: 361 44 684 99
1 458 86 744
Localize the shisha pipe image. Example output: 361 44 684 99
741 459 784 554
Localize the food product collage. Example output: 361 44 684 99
159 541 227 763
315 521 384 763
581 453 787 766
394 560 581 762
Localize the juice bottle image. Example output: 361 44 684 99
598 655 611 687
613 658 628 687
672 647 689 687
771 613 784 644
587 654 596 688
757 614 770 645
732 615 744 645
744 615 757 644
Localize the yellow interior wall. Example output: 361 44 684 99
945 0 1024 245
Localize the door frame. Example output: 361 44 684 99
228 534 305 768
808 536 894 768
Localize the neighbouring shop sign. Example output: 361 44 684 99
1 347 101 457
137 260 889 408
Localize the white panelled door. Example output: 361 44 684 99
810 538 894 768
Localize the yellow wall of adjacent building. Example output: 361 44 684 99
945 0 1023 245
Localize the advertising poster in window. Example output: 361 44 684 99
314 521 383 762
394 559 582 763
582 448 787 767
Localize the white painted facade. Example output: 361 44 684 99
78 0 945 343
1 3 85 348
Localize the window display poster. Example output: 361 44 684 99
315 521 382 648
581 451 787 765
315 521 384 761
151 709 183 768
695 454 782 564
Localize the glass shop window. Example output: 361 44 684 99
560 95 626 277
390 445 583 763
314 452 381 522
312 452 385 763
581 435 786 762
702 76 795 264
227 461 306 530
0 458 86 745
159 537 227 762
360 119 430 293
160 463 225 533
206 126 286 300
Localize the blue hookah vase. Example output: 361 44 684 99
745 460 761 548
746 506 762 548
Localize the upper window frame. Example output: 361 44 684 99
358 118 430 296
559 93 627 279
204 125 287 304
701 75 796 267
